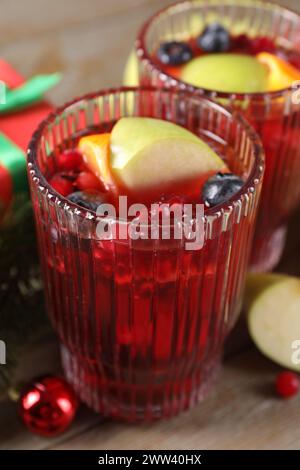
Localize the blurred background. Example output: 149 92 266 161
0 0 297 104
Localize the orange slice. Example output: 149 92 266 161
78 134 114 189
256 52 300 91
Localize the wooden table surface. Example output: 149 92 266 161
1 0 300 451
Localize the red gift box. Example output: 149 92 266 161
0 60 56 214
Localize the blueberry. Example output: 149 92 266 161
202 173 244 207
67 191 106 211
157 41 193 66
197 23 231 53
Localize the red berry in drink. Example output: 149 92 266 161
49 174 74 197
276 371 300 398
197 23 231 53
251 36 276 55
157 41 194 66
76 171 105 192
57 149 83 171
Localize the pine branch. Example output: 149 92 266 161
0 196 50 397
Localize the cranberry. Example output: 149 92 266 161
231 34 253 54
251 36 276 55
76 171 105 192
276 371 300 399
49 174 74 197
57 149 83 171
197 23 231 53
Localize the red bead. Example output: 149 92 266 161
76 171 105 192
49 174 74 197
276 371 300 399
57 149 83 171
19 376 78 437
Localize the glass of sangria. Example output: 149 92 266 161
136 0 300 272
27 87 264 422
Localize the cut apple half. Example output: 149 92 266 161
110 117 227 191
246 273 300 372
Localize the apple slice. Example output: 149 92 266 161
181 54 269 93
246 273 300 371
110 117 227 191
78 134 114 189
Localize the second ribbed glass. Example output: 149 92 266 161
27 88 264 422
136 0 300 272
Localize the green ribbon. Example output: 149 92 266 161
0 73 61 114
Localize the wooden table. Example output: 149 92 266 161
1 0 300 451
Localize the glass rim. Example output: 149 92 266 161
136 0 300 100
27 86 264 223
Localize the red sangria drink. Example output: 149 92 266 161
27 88 264 422
136 0 300 272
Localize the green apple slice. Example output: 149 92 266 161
181 54 269 94
110 117 226 191
246 273 300 372
123 50 139 87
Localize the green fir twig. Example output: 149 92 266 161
0 196 50 397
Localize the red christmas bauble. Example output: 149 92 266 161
19 376 78 437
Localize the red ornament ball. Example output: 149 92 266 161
276 371 300 399
19 376 78 437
